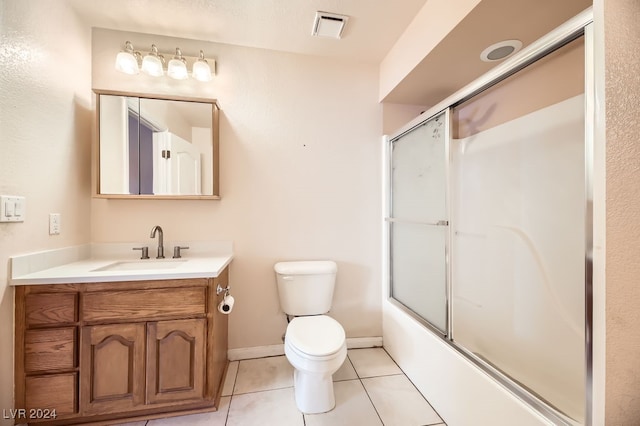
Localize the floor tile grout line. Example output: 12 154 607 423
346 351 391 426
232 384 294 396
229 360 241 396
349 348 413 425
359 372 405 380
379 347 447 425
352 347 447 425
358 376 386 426
223 394 233 426
224 360 241 426
348 347 405 379
344 355 359 379
224 349 445 426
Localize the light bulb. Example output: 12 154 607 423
141 44 164 77
192 50 212 82
115 41 140 75
167 48 188 80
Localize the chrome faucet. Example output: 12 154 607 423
150 225 165 259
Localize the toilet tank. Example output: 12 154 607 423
274 261 337 316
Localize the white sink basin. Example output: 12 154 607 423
92 260 187 272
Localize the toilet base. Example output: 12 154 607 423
293 369 336 414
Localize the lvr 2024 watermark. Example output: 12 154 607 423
3 408 57 420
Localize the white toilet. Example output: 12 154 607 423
274 260 347 414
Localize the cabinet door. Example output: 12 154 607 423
25 373 78 416
146 318 206 404
81 323 145 414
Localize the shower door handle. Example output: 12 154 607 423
385 218 449 226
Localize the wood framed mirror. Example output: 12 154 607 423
94 90 219 199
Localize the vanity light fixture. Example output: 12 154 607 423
115 41 141 75
141 44 164 77
115 42 216 82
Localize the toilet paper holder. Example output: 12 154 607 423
216 284 234 314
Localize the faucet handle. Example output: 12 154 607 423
133 246 150 259
173 246 190 259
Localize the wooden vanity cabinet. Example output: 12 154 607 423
14 268 229 425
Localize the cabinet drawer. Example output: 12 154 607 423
83 287 206 322
25 372 77 415
25 327 76 373
25 293 77 326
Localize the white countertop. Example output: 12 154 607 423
10 242 233 286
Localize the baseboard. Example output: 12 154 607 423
346 336 383 349
228 344 284 361
227 336 383 361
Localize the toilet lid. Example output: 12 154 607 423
287 316 345 357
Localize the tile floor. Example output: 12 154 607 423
120 348 446 426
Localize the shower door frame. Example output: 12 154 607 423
384 8 594 426
386 109 452 338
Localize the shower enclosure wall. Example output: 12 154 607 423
386 14 591 426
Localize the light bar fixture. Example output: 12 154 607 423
115 41 216 82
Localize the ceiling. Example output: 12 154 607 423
382 0 592 106
66 0 427 64
67 0 592 107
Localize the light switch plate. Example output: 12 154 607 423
0 195 25 222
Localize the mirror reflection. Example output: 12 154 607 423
97 92 218 198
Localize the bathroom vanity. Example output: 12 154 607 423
11 245 232 425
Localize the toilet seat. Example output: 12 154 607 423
286 315 345 358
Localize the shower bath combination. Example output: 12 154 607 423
385 16 591 426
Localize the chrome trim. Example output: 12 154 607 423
387 111 449 336
450 341 579 426
390 107 447 144
584 21 595 426
388 297 446 337
386 131 395 305
443 108 452 339
382 135 392 306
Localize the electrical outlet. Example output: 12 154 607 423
49 213 61 235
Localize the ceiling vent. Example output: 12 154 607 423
312 11 348 39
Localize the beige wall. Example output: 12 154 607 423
0 0 92 422
378 0 481 102
381 103 427 136
91 29 383 350
604 0 640 423
452 37 585 139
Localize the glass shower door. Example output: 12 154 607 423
388 112 449 334
450 36 586 422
